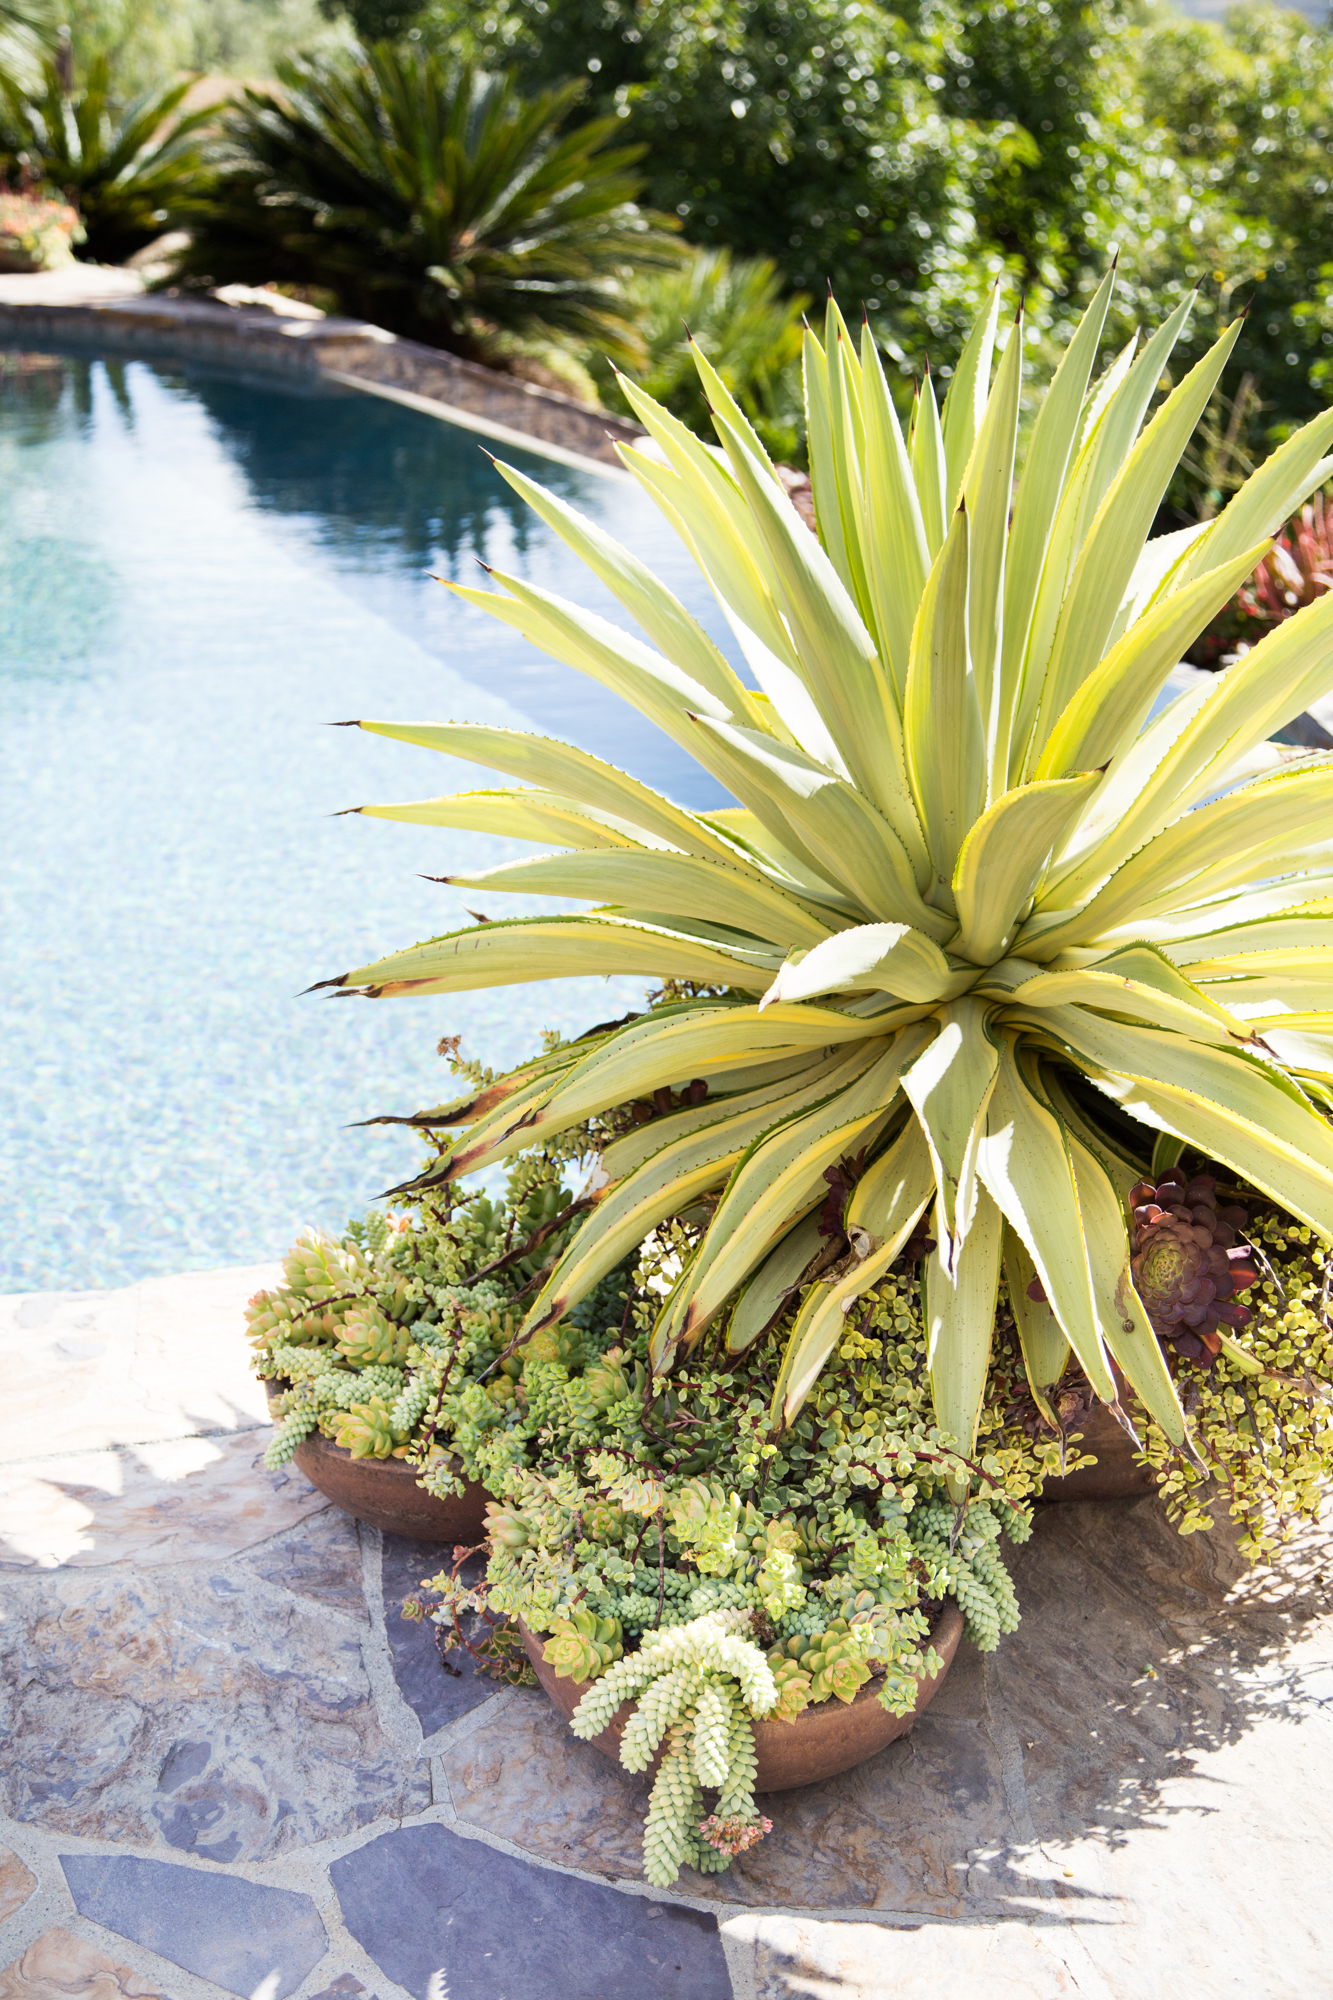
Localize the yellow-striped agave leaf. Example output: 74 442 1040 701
327 271 1333 1457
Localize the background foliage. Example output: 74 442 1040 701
9 0 1333 510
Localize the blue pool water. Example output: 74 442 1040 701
0 350 735 1292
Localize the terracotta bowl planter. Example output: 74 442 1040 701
518 1603 966 1794
265 1385 489 1542
1039 1396 1155 1503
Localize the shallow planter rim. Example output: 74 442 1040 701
264 1381 489 1543
518 1601 965 1796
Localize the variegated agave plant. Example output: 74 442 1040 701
324 270 1333 1475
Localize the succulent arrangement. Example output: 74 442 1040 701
320 270 1333 1511
407 1217 1049 1885
247 1129 631 1491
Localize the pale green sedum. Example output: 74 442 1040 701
325 271 1333 1472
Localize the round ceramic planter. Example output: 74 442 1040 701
518 1604 965 1794
265 1386 489 1542
1039 1396 1155 1503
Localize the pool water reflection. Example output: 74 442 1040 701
0 351 738 1290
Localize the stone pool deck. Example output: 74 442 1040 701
2 1270 1332 2000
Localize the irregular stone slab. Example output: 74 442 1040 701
331 1823 729 2000
60 1856 327 1999
442 1672 1016 1912
0 1843 37 1923
237 1505 367 1622
445 1495 1333 1970
308 1977 376 2000
729 1913 1078 1999
3 1568 428 1858
0 1266 276 1464
0 1925 166 2000
380 1540 498 1735
0 1430 326 1569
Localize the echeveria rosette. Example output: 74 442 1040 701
322 269 1333 1478
1128 1170 1257 1367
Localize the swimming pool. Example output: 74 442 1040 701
0 350 737 1292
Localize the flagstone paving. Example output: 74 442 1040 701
2 1267 1332 2000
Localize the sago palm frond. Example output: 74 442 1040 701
321 272 1333 1472
0 53 215 264
166 45 679 366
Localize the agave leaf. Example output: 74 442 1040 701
1105 522 1212 650
1003 1225 1070 1422
706 405 925 860
1038 1065 1150 1196
1167 918 1333 967
759 923 959 1008
522 1065 851 1336
1070 294 1198 546
598 1052 836 1183
441 850 840 951
990 960 1245 1045
900 997 999 1263
1047 596 1333 919
727 1212 827 1357
905 503 985 896
859 322 930 703
355 788 649 850
1013 301 1195 765
1173 405 1333 589
1066 1135 1187 1444
447 569 770 779
821 306 874 631
1001 263 1118 754
803 323 851 593
690 336 785 484
911 365 948 556
696 807 864 913
351 719 742 867
522 1001 899 1159
1034 544 1270 782
1039 762 1333 951
775 1118 935 1423
940 283 1000 511
952 773 1102 964
1017 1003 1333 1235
396 1045 595 1191
960 309 1023 789
925 1182 1005 1492
329 912 778 1000
974 1038 1116 1400
1030 317 1245 762
616 407 804 671
1039 677 1219 901
1185 944 1333 982
690 713 951 937
490 460 765 717
676 1027 935 1347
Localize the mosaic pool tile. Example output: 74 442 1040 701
331 1823 731 2000
60 1855 327 1998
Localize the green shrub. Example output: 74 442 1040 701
166 41 679 364
587 246 807 461
0 51 215 264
